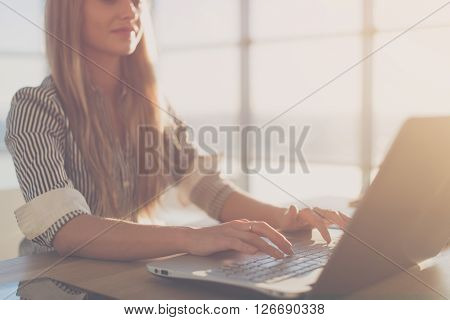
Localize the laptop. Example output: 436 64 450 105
147 117 450 298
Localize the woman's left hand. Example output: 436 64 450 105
276 205 351 243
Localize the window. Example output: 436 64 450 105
373 0 450 164
244 0 364 205
154 0 450 207
153 0 241 126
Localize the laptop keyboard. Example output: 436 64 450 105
210 243 333 284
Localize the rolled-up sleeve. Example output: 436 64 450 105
188 172 237 220
5 86 91 248
14 188 91 241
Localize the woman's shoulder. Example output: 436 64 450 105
11 75 60 108
6 76 67 133
9 76 65 115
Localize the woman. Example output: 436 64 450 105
5 0 349 261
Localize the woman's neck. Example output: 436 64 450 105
85 49 122 99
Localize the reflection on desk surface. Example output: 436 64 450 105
0 278 110 300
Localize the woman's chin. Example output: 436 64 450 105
110 46 138 57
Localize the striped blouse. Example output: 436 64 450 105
5 76 236 250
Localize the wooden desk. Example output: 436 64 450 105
0 244 449 300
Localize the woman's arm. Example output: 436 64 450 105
53 214 294 261
53 190 348 261
53 215 190 261
219 191 351 243
218 191 286 229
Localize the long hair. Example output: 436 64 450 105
45 0 168 221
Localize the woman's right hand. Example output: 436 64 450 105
184 220 294 259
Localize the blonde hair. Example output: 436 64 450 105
45 0 168 221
